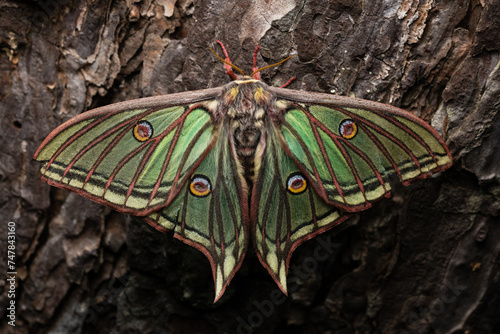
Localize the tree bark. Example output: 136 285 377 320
1 0 499 333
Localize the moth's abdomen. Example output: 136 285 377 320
234 126 262 158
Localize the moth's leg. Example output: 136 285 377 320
252 45 261 80
281 76 296 88
217 40 239 80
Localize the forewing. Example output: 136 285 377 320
145 121 248 302
270 87 453 211
251 124 350 294
34 90 221 215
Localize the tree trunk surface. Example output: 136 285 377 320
1 0 499 333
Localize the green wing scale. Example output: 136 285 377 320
252 123 349 293
250 91 452 294
146 121 248 301
270 93 452 211
34 44 452 301
34 93 220 215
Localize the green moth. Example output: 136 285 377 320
33 41 452 301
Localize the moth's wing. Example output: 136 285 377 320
268 87 453 211
251 124 350 294
34 88 222 215
145 121 248 302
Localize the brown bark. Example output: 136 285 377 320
1 0 499 333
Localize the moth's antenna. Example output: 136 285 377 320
250 55 296 77
209 47 246 77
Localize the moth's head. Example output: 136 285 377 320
209 41 295 83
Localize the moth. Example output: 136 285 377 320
34 41 452 301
